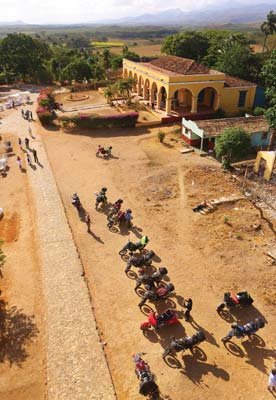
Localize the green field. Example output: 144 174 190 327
91 41 124 48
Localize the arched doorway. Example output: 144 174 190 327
158 86 167 110
143 79 150 100
133 73 138 92
138 76 143 96
150 82 158 105
171 89 193 113
197 87 219 111
123 69 128 78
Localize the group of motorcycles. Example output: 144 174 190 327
73 187 266 399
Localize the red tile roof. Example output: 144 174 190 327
148 56 210 75
194 116 268 137
224 75 256 88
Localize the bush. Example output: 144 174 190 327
37 110 56 125
158 130 166 143
215 127 251 166
253 107 265 116
59 112 139 129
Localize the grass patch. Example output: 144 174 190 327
91 41 124 47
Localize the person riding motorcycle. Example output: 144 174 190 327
231 324 245 338
113 199 123 211
140 236 149 247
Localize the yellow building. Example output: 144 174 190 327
123 56 257 117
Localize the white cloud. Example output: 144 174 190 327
0 0 271 23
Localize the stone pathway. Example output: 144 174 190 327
2 97 116 400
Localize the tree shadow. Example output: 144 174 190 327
0 299 39 366
189 317 219 348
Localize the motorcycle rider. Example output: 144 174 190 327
140 236 149 247
230 324 246 338
113 199 123 211
124 209 133 226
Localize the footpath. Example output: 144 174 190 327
2 96 116 400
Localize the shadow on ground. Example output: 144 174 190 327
0 298 39 366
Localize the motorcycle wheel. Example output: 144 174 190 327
221 336 231 342
96 152 100 158
107 212 116 221
162 347 172 358
107 221 114 229
217 303 225 312
119 249 127 256
140 324 151 331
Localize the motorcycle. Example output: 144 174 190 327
138 283 175 307
72 193 81 211
140 309 179 331
96 145 112 158
95 189 107 210
125 251 155 273
217 291 254 312
107 209 133 229
135 267 168 290
107 200 123 220
119 236 149 257
162 331 206 358
221 317 265 342
133 353 159 399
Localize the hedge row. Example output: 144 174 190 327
59 112 139 129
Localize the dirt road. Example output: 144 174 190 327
42 126 276 400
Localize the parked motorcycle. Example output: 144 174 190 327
119 236 149 257
133 353 159 399
221 317 265 342
135 267 168 290
217 291 254 312
125 251 155 273
96 145 112 158
138 283 175 307
162 331 206 358
140 309 179 331
72 193 81 210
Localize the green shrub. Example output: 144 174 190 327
253 107 265 116
59 112 139 130
158 130 165 143
37 111 56 126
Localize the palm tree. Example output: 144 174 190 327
261 11 276 52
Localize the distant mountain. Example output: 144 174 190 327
99 3 275 26
0 20 27 26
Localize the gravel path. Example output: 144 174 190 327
2 97 116 400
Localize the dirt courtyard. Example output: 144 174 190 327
41 125 276 400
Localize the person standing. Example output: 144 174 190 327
21 109 24 118
268 369 276 392
28 126 32 137
16 156 22 170
29 110 33 120
84 213 91 232
183 298 193 321
18 137 22 149
25 137 29 149
33 149 38 163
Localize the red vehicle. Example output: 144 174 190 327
140 309 179 331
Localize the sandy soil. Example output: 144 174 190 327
42 125 276 400
0 129 45 399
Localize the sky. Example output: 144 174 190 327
0 0 272 24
